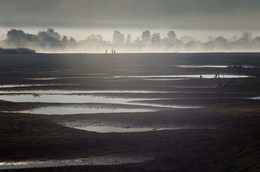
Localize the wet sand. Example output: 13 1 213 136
0 53 260 171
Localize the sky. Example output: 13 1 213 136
0 0 260 41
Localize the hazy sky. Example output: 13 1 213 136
0 0 260 41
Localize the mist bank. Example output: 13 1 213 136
1 28 260 53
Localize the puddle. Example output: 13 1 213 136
26 76 108 81
113 74 252 79
0 90 171 94
26 78 59 81
128 102 203 109
176 65 228 68
143 78 190 81
170 86 216 88
175 65 257 68
64 76 105 79
69 125 184 133
0 94 203 111
0 84 63 89
246 96 260 100
25 106 156 115
0 94 154 104
0 156 153 170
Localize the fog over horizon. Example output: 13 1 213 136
1 0 260 53
1 28 260 53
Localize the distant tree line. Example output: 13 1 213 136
1 28 260 52
0 47 36 54
2 28 76 52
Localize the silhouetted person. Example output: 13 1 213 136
114 50 116 54
111 49 113 53
215 69 219 78
105 50 107 54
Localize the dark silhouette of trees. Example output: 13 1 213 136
141 30 151 44
113 31 125 44
0 47 36 54
151 33 161 45
167 31 177 44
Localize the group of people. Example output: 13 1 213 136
105 49 116 54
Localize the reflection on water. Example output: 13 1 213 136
26 78 59 81
26 76 107 80
176 65 228 68
176 65 257 68
246 96 260 100
25 106 156 115
0 94 153 103
0 156 153 170
129 102 203 109
143 78 189 81
0 90 171 94
114 74 252 79
0 84 62 88
0 94 203 112
70 125 183 133
170 86 215 88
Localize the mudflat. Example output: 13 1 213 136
0 53 260 172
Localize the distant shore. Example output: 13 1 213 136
0 48 36 54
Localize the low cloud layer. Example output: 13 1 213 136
1 28 260 53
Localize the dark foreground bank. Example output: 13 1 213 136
0 53 260 171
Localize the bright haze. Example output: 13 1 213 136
0 0 260 53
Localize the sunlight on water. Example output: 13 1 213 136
0 156 153 170
70 125 185 133
176 65 228 68
143 78 190 81
175 65 257 68
0 84 63 88
26 78 59 80
25 106 156 115
113 74 252 79
246 96 260 100
128 102 203 109
0 94 203 111
0 94 155 103
0 90 171 94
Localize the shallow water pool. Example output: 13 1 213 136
67 125 183 133
113 74 252 79
0 156 153 170
0 94 203 110
25 106 156 115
